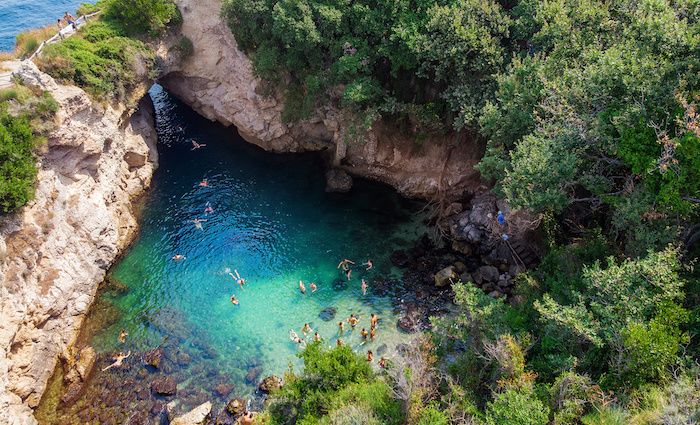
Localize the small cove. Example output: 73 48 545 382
37 85 431 422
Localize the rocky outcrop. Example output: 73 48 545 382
162 0 485 200
0 61 157 424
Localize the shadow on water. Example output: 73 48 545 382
35 85 431 424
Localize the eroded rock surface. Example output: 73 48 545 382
0 61 157 424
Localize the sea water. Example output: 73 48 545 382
0 0 87 52
44 85 426 419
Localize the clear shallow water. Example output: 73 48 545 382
45 85 426 420
0 0 87 52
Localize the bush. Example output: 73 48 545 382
102 0 180 36
485 387 550 425
416 404 450 425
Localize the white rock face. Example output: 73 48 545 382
169 401 212 425
0 62 157 424
162 0 485 200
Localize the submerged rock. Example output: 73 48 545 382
245 367 262 385
170 401 212 425
325 168 353 193
258 375 283 393
144 348 163 369
226 398 246 416
319 307 337 321
151 376 177 396
214 383 234 398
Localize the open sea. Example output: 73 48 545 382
0 0 87 52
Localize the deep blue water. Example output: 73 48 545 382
0 0 87 52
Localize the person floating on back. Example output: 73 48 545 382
230 295 239 305
199 179 209 187
310 282 317 293
299 280 306 294
102 351 130 372
229 270 245 288
172 254 185 261
361 279 368 295
193 218 207 230
363 259 373 270
191 140 206 150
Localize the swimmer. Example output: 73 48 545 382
204 202 214 214
118 329 128 344
314 332 321 342
367 350 374 362
336 339 344 347
172 254 185 261
289 329 303 344
193 218 207 230
240 412 255 425
379 357 386 368
345 268 352 280
371 313 379 328
199 179 209 187
101 351 131 372
347 314 359 328
360 328 368 340
370 327 376 340
228 270 245 288
337 321 345 334
310 282 317 293
230 295 239 305
302 323 312 336
337 259 355 271
299 280 306 294
363 259 374 270
361 279 368 295
191 140 207 150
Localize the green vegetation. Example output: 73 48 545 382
34 0 180 102
224 1 700 423
0 85 58 213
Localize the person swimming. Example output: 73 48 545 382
361 279 368 295
302 323 312 336
337 321 345 334
172 254 185 261
118 329 128 344
230 295 239 305
204 202 214 214
228 270 245 288
314 332 321 342
347 314 359 328
371 313 379 328
363 259 374 270
310 282 317 293
370 327 376 340
101 351 131 372
360 328 368 340
379 357 386 368
193 218 207 230
299 281 306 294
367 350 374 362
289 330 304 345
199 179 209 187
191 140 207 150
336 339 344 347
338 258 355 279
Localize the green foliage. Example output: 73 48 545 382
416 403 450 425
36 20 155 102
102 0 180 36
485 387 549 425
0 86 57 213
266 342 401 425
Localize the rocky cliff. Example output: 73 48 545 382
0 62 157 425
161 0 486 201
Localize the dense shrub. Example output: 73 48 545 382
102 0 180 37
485 387 549 425
0 86 58 213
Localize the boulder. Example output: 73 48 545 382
433 266 457 288
170 402 212 425
226 398 246 416
144 348 163 369
151 376 177 395
397 315 417 333
258 375 282 393
325 168 353 193
319 307 337 321
473 265 499 285
214 383 234 398
453 261 467 273
245 367 262 385
64 346 96 385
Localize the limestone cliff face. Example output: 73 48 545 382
162 0 486 200
0 62 157 425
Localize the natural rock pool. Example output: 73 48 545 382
36 86 435 423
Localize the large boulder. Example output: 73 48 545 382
170 402 212 425
226 398 246 417
433 266 457 288
325 168 353 193
258 375 283 393
151 376 177 395
473 265 499 285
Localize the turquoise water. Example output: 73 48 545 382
80 86 425 414
0 0 87 52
